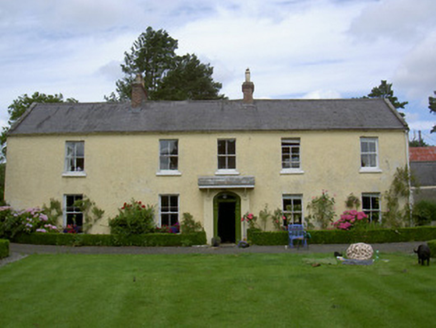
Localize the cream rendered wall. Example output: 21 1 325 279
5 129 408 241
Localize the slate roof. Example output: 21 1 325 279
409 147 436 162
9 98 408 136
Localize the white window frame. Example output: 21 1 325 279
64 194 83 228
157 139 181 176
159 194 179 228
282 194 303 225
216 139 238 175
362 193 381 223
281 138 304 174
63 141 86 177
360 137 381 173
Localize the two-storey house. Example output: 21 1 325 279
5 71 409 243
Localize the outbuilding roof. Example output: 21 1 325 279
9 98 408 136
409 147 436 162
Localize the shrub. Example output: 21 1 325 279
332 210 368 230
180 213 203 233
72 197 105 233
306 190 336 229
345 193 361 209
413 200 436 226
258 205 271 231
0 206 59 239
428 240 436 258
109 200 155 236
12 231 207 247
248 226 436 245
0 239 9 259
383 166 413 228
241 212 257 229
271 208 285 231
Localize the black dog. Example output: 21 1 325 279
414 244 431 266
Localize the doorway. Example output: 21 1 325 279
213 192 241 243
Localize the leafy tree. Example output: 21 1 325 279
409 139 429 147
429 91 436 133
111 26 224 101
154 54 224 100
1 92 77 160
365 80 408 117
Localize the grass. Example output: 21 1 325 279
0 252 435 328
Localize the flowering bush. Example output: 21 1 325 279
63 224 81 234
332 210 368 230
155 222 180 234
241 212 257 229
109 199 156 235
0 206 59 238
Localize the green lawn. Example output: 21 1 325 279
0 252 435 327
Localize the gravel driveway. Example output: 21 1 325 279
0 241 425 268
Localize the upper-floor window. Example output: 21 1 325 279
159 139 178 171
65 141 85 173
282 138 300 170
362 193 380 223
360 137 379 170
217 139 236 171
283 194 303 225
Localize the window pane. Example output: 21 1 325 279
218 156 227 169
217 140 226 154
75 142 84 157
368 141 376 152
160 140 170 155
169 157 178 170
76 158 84 171
361 141 368 153
227 140 236 155
161 214 170 226
227 156 236 169
161 196 169 209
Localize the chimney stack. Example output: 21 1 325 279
131 73 147 108
242 68 254 103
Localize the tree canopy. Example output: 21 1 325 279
365 80 408 117
1 92 77 160
429 91 436 133
110 27 225 101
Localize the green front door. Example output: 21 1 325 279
213 192 241 243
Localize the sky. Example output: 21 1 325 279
1 0 435 144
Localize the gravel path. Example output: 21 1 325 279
0 241 425 268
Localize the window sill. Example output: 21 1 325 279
156 170 182 176
215 170 240 176
62 172 87 178
359 168 382 174
280 169 304 175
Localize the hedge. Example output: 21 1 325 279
428 240 436 258
248 226 436 245
0 239 9 259
11 231 207 247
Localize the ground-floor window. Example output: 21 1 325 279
283 194 303 225
64 194 83 230
160 195 179 228
362 193 381 223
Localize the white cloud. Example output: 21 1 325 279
349 0 436 43
394 32 436 102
